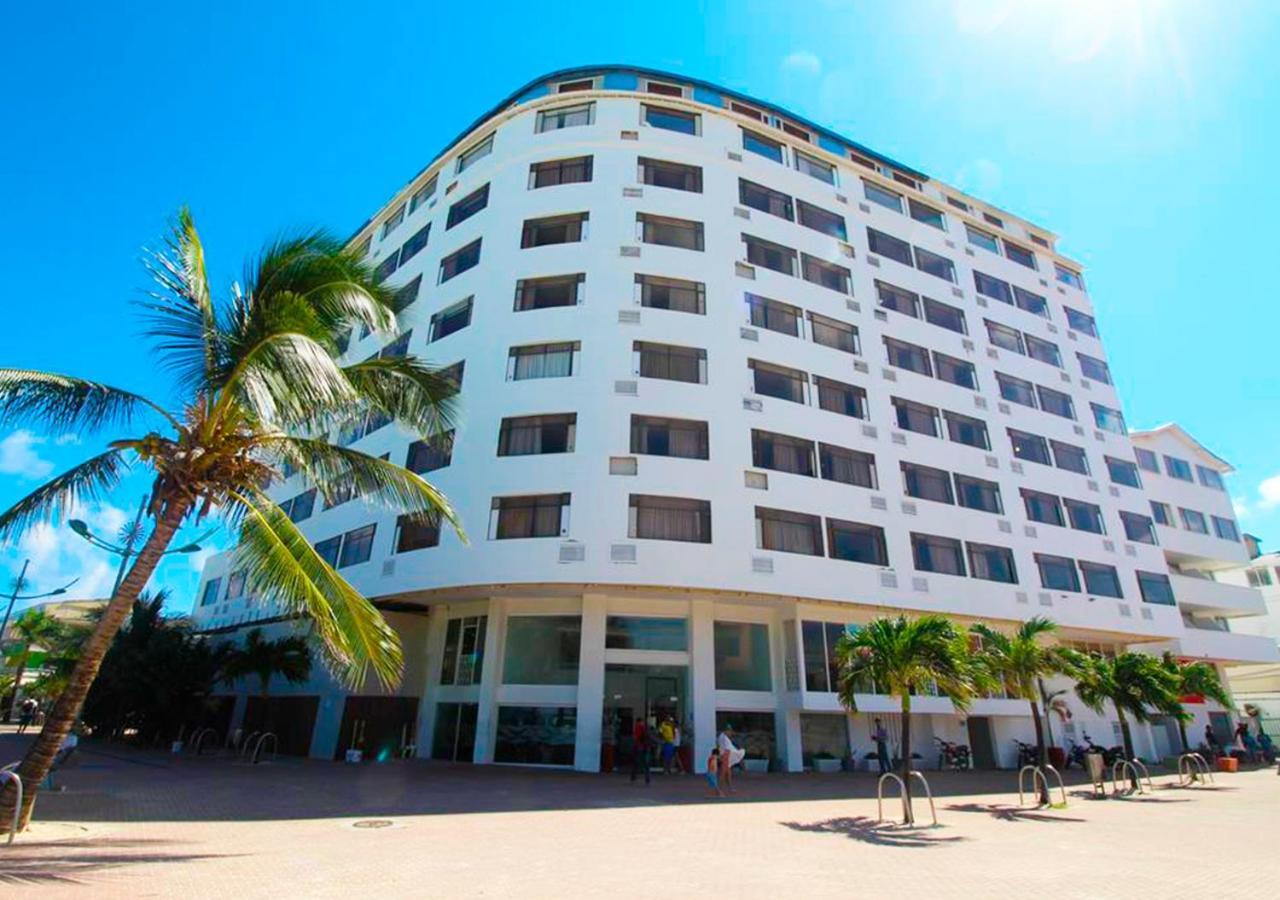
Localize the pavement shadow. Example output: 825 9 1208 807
0 837 234 886
944 802 1084 823
779 816 966 848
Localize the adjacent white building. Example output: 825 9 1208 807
192 66 1276 771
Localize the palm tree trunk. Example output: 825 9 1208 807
899 694 914 825
1029 700 1050 805
1178 718 1191 754
0 499 188 833
1116 707 1138 790
1037 678 1055 748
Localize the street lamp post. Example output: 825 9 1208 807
0 559 80 720
68 494 209 595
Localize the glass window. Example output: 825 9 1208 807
797 201 847 240
914 247 956 282
752 429 816 477
945 411 989 449
493 494 568 539
1120 511 1157 545
1050 440 1090 475
1026 336 1062 367
1077 353 1111 383
644 104 698 134
756 506 823 556
1163 455 1193 481
605 616 688 651
1065 307 1098 336
819 443 877 489
200 578 221 606
494 706 576 766
923 297 966 333
1212 516 1240 542
557 78 594 92
877 281 920 318
1134 448 1159 472
630 415 708 459
742 128 784 162
801 255 852 293
372 250 400 283
536 102 593 132
808 312 859 353
1003 241 1037 269
515 274 583 310
1036 554 1080 592
225 570 245 600
746 293 800 335
1196 465 1225 490
440 616 486 685
902 462 955 504
638 274 706 314
510 342 577 380
966 225 1000 253
498 413 576 456
1092 403 1126 434
635 341 706 384
908 198 945 229
795 150 836 184
456 134 493 173
867 228 912 265
1009 429 1051 465
751 359 806 403
409 176 437 214
396 513 440 553
1055 264 1085 290
743 234 798 275
338 524 376 568
1080 562 1123 598
986 320 1024 353
399 224 431 264
502 616 582 685
863 180 904 213
381 203 406 238
1065 499 1105 534
429 298 472 342
955 474 1002 513
815 376 867 418
1013 287 1050 318
968 543 1017 583
1179 507 1209 534
1150 501 1172 526
645 80 683 97
1106 457 1142 488
639 156 702 192
714 622 772 691
934 352 977 389
1137 572 1176 606
973 271 1013 304
530 155 592 187
738 179 794 219
638 213 704 250
802 620 851 693
884 337 932 376
893 397 939 436
406 432 454 473
439 239 481 282
1022 489 1065 526
286 488 317 522
315 535 341 568
997 373 1037 407
827 519 889 566
630 494 712 543
912 533 966 576
521 212 587 247
1036 385 1075 419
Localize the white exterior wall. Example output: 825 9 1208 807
189 69 1273 770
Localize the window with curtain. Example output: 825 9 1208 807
746 293 800 335
797 201 847 240
1120 511 1157 545
521 212 588 247
497 414 576 456
536 102 593 132
934 352 976 389
912 532 965 575
884 337 932 375
739 179 794 219
638 213 704 250
630 415 708 459
1050 440 1090 475
815 377 866 418
801 254 852 293
743 234 798 274
446 184 490 229
955 474 1002 513
1065 499 1106 534
967 543 1017 583
808 313 858 353
530 155 593 187
396 513 440 553
1022 489 1065 526
639 156 703 192
637 274 705 314
750 359 806 403
877 280 920 318
827 519 888 565
636 341 706 383
997 373 1037 407
1080 562 1123 598
944 411 988 449
1026 336 1062 367
1036 554 1080 592
756 507 823 556
406 432 454 474
630 494 711 543
751 430 816 476
514 274 583 310
493 494 568 539
902 463 954 504
819 443 876 489
510 342 577 380
893 397 939 436
1037 385 1075 419
924 297 966 333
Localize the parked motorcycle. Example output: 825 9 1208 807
935 737 971 771
1064 739 1088 770
1013 739 1039 768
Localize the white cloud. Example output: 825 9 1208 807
1233 496 1252 519
781 51 822 77
54 433 81 446
3 499 129 604
0 430 55 480
953 158 1004 197
1258 474 1280 511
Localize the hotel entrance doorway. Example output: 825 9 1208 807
603 663 688 772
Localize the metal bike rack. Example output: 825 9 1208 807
1111 760 1148 795
238 731 262 760
0 770 21 845
250 732 278 765
876 771 938 826
190 727 218 756
1177 752 1214 786
1018 764 1068 807
1128 758 1154 793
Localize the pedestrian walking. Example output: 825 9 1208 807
630 716 651 784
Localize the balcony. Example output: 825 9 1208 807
1170 573 1267 618
1148 629 1280 665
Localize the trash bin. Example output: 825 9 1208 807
1085 751 1106 784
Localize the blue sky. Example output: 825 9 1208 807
2 0 1278 614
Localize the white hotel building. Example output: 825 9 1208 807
191 66 1276 770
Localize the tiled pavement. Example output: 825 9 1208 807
1 728 1275 898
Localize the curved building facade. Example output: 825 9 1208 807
193 67 1272 770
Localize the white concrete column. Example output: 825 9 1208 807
472 598 504 763
414 605 452 759
690 597 717 773
779 707 802 772
574 593 608 772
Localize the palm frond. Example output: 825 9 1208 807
227 489 402 689
0 449 128 544
342 355 459 439
218 332 360 428
0 369 176 432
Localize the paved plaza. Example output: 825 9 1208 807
1 727 1275 898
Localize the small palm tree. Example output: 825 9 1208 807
1071 651 1181 786
0 209 462 832
2 609 64 722
834 615 982 825
1161 652 1232 753
221 627 311 701
970 618 1077 803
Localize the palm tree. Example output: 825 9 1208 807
834 615 982 825
0 209 463 832
221 627 311 702
970 618 1077 804
1161 652 1232 753
1071 651 1181 786
2 609 64 721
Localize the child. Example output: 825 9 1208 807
705 747 724 798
